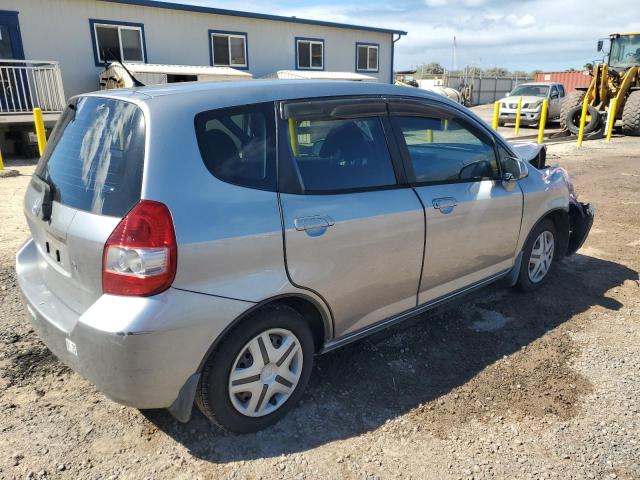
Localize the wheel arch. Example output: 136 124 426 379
524 208 570 259
195 293 331 373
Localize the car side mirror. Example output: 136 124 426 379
550 92 559 99
505 92 510 97
597 40 604 52
501 156 528 191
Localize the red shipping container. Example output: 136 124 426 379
534 71 592 93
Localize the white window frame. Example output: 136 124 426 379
211 33 248 68
93 23 145 64
296 39 324 70
356 44 379 72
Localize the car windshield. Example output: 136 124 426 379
609 34 640 69
509 85 549 98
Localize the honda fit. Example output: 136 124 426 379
16 80 593 433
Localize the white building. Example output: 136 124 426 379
0 0 405 155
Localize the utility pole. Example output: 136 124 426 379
452 36 458 72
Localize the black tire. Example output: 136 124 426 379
566 104 601 135
196 304 315 433
560 90 585 131
622 90 640 136
515 219 557 292
498 120 506 127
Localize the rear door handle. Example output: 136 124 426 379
432 197 458 214
294 215 335 235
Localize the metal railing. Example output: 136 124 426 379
0 60 66 114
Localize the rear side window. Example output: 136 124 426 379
195 102 276 191
394 116 499 184
284 116 397 192
35 96 145 217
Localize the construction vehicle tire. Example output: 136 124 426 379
560 90 585 131
621 91 640 136
566 104 601 135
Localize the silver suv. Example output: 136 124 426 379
16 81 593 433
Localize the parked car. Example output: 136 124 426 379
16 80 593 433
498 82 566 126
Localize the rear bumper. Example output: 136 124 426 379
15 238 251 409
567 202 595 256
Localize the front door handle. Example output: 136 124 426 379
294 215 335 236
432 197 458 214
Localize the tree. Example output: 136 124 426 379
417 62 445 74
484 67 510 77
583 63 594 71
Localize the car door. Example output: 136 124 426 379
389 98 523 304
549 85 561 118
277 97 425 338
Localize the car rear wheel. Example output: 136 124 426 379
196 304 314 433
515 219 557 292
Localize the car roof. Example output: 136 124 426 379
83 79 444 110
515 82 560 87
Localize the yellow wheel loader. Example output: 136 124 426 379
561 33 640 137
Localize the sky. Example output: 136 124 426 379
167 0 640 72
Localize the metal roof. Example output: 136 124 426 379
100 0 407 35
264 70 377 81
116 63 252 77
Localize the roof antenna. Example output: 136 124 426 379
103 48 146 87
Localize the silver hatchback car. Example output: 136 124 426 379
16 80 593 433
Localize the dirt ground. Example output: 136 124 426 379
0 128 639 479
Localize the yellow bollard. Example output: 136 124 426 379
287 118 299 156
576 97 590 148
426 129 433 143
443 119 448 130
33 108 47 157
0 145 3 171
514 96 523 137
606 97 618 142
492 101 500 130
537 99 548 144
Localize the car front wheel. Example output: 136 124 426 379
196 304 314 433
515 219 557 291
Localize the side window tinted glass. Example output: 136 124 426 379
195 102 276 191
286 116 396 192
395 116 499 183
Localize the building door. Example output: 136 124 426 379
0 11 27 112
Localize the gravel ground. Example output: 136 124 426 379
0 130 638 479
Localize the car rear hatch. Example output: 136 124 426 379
23 96 145 316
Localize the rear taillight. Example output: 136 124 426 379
102 200 177 296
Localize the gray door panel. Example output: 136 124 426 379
415 180 522 303
280 189 424 337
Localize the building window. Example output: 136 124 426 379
356 43 378 72
296 38 324 70
90 20 146 65
210 31 247 68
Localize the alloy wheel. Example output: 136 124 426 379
528 230 554 283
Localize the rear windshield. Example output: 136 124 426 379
35 96 145 217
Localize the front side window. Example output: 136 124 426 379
285 116 396 192
394 116 499 184
296 39 323 70
195 102 276 190
92 21 145 64
210 31 247 68
356 44 379 72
